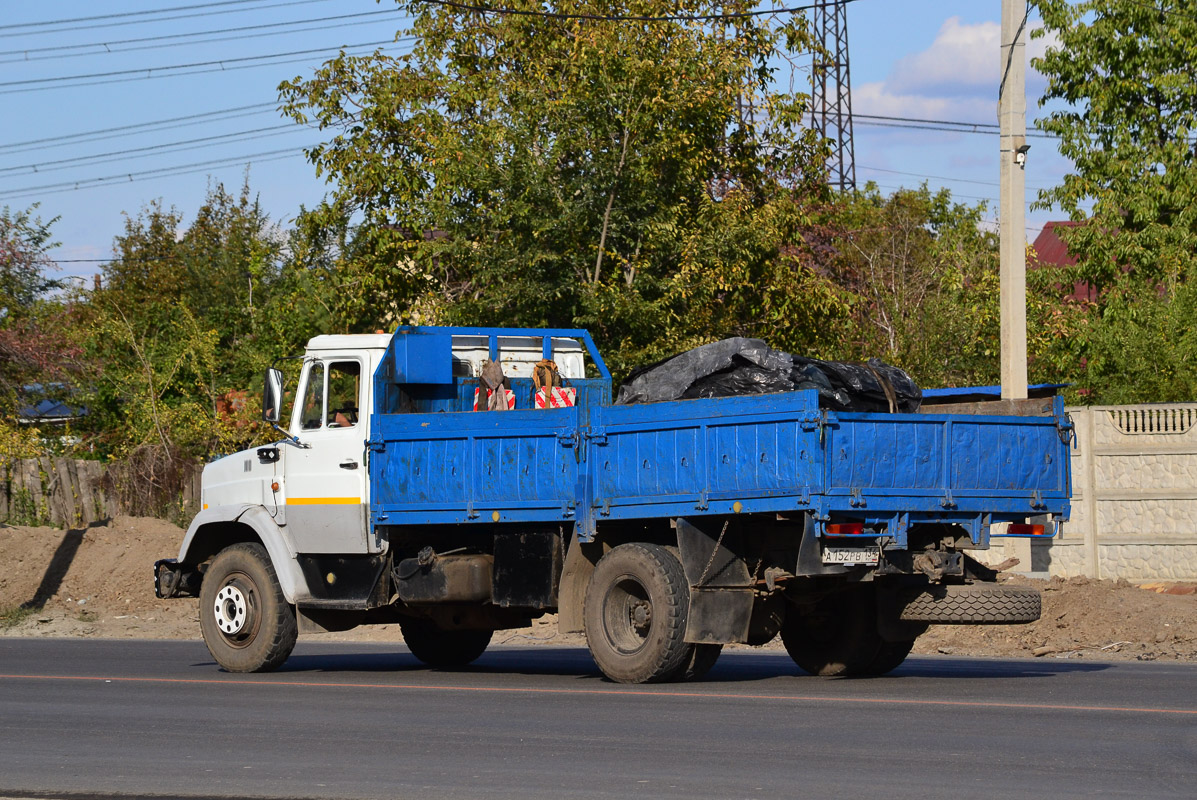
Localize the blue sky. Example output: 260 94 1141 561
0 0 1069 283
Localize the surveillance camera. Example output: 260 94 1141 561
1014 144 1031 168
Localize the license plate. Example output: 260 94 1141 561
822 547 879 566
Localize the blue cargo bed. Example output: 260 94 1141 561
368 327 1071 546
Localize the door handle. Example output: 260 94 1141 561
340 460 358 470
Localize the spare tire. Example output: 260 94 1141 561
898 583 1041 624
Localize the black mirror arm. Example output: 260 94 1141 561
271 422 309 449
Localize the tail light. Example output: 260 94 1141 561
1007 523 1048 536
825 523 865 536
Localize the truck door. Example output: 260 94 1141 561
284 358 370 553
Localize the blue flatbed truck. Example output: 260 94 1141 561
155 326 1072 683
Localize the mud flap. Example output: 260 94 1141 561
558 533 603 634
676 517 754 644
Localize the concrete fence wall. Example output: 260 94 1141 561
1022 404 1197 581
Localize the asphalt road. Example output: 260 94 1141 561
0 638 1194 800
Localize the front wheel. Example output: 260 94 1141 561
199 542 297 673
584 543 694 684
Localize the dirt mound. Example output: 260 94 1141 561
2 518 1195 661
0 517 199 639
911 575 1197 661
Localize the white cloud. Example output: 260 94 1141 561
849 17 1059 121
852 81 992 121
888 17 999 95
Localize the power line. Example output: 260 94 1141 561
0 125 312 177
52 258 156 264
0 0 279 30
856 113 998 130
857 163 1052 191
0 9 408 64
0 39 398 89
0 40 412 96
0 147 317 201
413 0 863 22
0 0 335 40
853 117 1056 139
0 103 279 154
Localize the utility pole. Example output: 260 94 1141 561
812 1 856 192
999 0 1028 399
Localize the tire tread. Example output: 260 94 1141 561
584 543 693 684
898 584 1041 624
199 542 297 673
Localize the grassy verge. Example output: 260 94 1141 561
0 605 36 630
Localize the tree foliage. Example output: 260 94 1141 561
818 185 1003 388
77 182 291 459
279 0 843 374
1035 0 1197 401
0 205 77 429
1 205 62 321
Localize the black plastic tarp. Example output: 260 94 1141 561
614 338 921 413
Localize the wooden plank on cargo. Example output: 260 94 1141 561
916 397 1054 417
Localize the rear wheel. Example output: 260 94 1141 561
584 543 693 684
780 586 882 677
858 639 915 677
399 620 492 668
667 643 723 682
199 542 297 673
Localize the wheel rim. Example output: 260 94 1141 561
211 572 261 648
600 573 654 655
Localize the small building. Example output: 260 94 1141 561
1030 221 1096 303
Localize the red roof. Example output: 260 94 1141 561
1031 220 1094 302
1031 221 1083 268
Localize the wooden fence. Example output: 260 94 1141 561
0 457 201 529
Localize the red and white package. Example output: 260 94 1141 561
473 388 516 411
534 387 576 409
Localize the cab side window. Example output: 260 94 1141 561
300 361 325 430
327 361 360 428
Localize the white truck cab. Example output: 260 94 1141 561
161 332 588 623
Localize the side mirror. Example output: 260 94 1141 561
262 367 284 424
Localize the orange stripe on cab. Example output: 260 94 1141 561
286 497 361 506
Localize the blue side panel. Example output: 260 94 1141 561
370 407 580 525
827 416 945 492
600 424 702 498
948 417 1065 493
588 392 824 524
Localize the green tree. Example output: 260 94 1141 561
270 199 422 337
0 205 77 435
279 0 843 375
817 184 1002 388
0 204 62 321
1034 0 1197 401
78 181 288 460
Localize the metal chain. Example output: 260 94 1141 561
694 520 729 588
